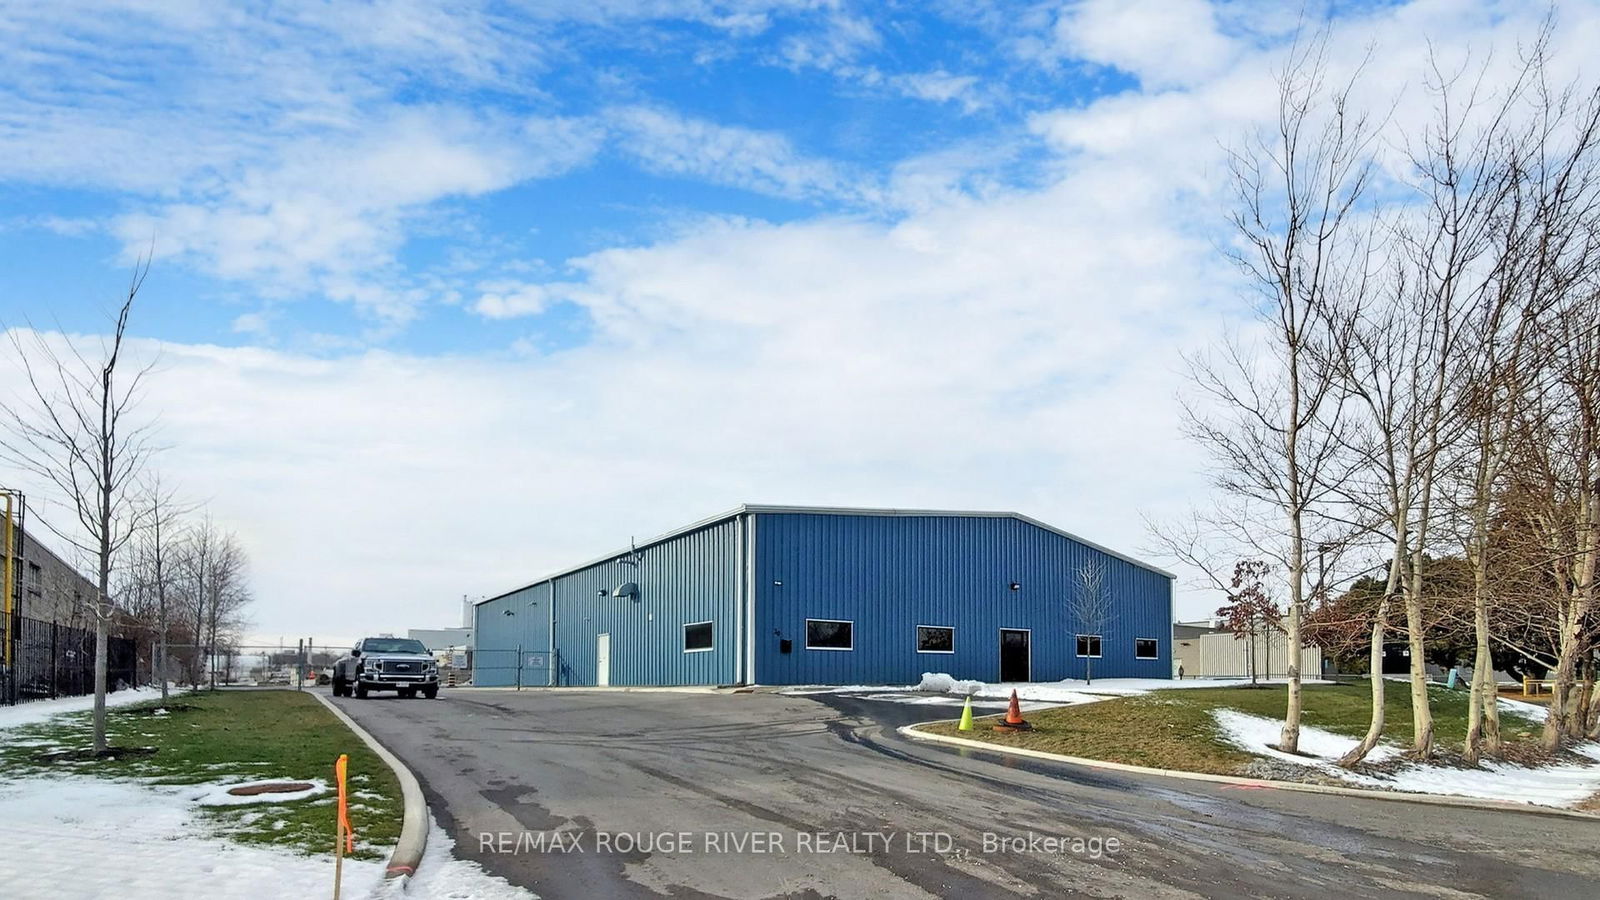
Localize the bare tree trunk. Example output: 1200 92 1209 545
1340 547 1402 767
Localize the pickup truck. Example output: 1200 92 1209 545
332 637 439 699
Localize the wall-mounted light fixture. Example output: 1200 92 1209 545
773 580 783 586
612 582 639 600
502 609 515 617
1008 582 1021 591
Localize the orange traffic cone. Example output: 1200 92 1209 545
993 689 1032 732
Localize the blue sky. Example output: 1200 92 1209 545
2 1 1141 353
2 0 1593 642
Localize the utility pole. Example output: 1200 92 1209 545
296 639 304 691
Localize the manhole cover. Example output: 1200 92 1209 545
227 781 315 796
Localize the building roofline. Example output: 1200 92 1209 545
477 503 1175 605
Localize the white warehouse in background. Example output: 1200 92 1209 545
1172 620 1323 680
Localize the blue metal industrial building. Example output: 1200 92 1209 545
472 505 1174 687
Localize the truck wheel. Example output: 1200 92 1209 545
423 686 438 700
354 683 368 699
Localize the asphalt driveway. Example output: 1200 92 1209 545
329 687 1600 899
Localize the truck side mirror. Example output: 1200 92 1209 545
351 649 362 658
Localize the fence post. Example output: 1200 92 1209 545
516 644 522 691
49 622 58 699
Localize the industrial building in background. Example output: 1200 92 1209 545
408 597 475 684
1 490 139 704
473 504 1174 687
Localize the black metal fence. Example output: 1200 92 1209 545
2 614 138 705
473 647 562 687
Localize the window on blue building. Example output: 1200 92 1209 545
916 625 954 653
684 621 713 652
806 619 853 650
1075 634 1102 658
1135 638 1158 659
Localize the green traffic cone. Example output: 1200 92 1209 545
958 695 974 731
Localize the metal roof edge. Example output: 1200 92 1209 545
477 505 750 605
742 505 1175 578
477 503 1175 607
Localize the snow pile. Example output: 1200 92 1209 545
0 686 177 731
1213 709 1600 808
915 673 984 696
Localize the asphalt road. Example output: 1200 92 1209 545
328 688 1600 899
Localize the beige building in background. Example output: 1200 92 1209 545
1172 620 1323 680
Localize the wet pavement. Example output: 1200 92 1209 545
330 687 1600 899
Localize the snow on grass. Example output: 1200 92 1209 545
1497 694 1549 722
0 776 385 900
0 687 178 731
1213 710 1402 768
0 777 539 899
1213 709 1600 808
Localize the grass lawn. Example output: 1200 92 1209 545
920 682 1546 776
0 689 403 859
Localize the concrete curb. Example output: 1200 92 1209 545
312 691 430 880
899 721 1600 821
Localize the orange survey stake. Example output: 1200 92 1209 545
336 753 354 852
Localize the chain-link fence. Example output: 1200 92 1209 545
473 647 562 687
2 614 138 704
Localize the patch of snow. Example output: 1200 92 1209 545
189 778 330 806
0 777 536 898
0 776 385 899
1213 709 1402 767
1213 709 1600 808
0 687 177 731
1496 695 1549 722
376 816 539 900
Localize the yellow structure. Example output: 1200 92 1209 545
2 488 15 672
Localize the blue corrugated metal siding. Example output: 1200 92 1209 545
473 584 552 687
752 513 1172 685
477 519 742 687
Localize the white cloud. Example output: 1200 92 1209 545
1053 0 1237 88
890 70 986 113
111 111 602 323
473 282 555 319
608 105 863 202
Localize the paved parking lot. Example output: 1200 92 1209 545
332 688 1600 899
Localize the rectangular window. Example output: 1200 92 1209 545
683 621 713 652
916 625 955 654
1135 638 1159 659
1076 634 1102 658
805 619 853 651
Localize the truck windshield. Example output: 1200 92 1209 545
363 639 428 654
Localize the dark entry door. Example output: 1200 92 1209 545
999 629 1030 682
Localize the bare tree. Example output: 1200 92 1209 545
1074 558 1112 685
1180 35 1375 754
0 264 155 752
136 474 189 702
